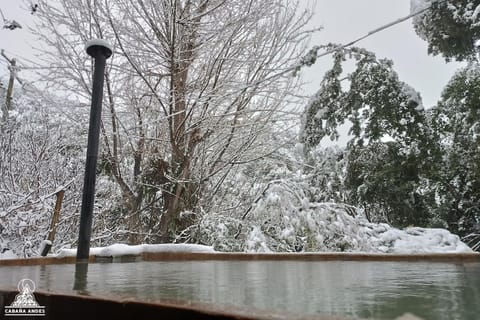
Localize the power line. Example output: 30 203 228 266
256 1 444 88
312 0 447 61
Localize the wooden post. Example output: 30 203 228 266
1 50 17 123
48 190 65 242
40 190 65 256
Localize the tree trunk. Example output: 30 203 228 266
157 1 201 242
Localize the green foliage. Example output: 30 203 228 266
301 46 427 151
304 146 346 203
301 46 433 228
412 0 480 61
344 142 433 227
429 64 480 237
301 47 345 148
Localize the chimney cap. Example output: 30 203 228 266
85 39 113 58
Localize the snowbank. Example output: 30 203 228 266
368 225 472 254
0 250 17 260
56 243 215 258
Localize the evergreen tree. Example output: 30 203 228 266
301 46 427 151
429 64 480 239
345 141 432 227
301 46 432 227
411 0 480 61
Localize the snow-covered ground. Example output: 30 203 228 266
366 225 472 253
0 249 17 260
0 226 472 260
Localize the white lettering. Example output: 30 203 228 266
28 308 45 314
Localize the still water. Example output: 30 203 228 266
0 260 479 319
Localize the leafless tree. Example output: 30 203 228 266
34 0 313 243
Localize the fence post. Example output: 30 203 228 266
40 190 66 256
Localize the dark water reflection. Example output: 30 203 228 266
0 260 479 319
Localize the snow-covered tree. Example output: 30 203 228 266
411 0 480 61
178 129 375 253
344 141 433 227
303 145 346 203
0 90 85 257
410 0 480 249
34 0 312 243
300 46 435 227
429 63 480 244
301 46 427 150
178 129 472 253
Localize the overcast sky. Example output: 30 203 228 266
304 0 464 108
0 0 464 108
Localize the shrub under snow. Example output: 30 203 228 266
181 180 472 253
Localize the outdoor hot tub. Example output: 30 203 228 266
0 252 479 319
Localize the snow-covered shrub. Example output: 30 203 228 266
245 180 373 252
185 161 377 252
0 92 85 257
304 146 346 203
0 202 52 257
181 127 473 253
176 211 245 252
368 226 472 253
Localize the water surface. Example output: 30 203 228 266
0 260 479 319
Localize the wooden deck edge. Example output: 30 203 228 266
0 255 95 266
1 252 479 266
140 252 480 262
0 289 352 320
